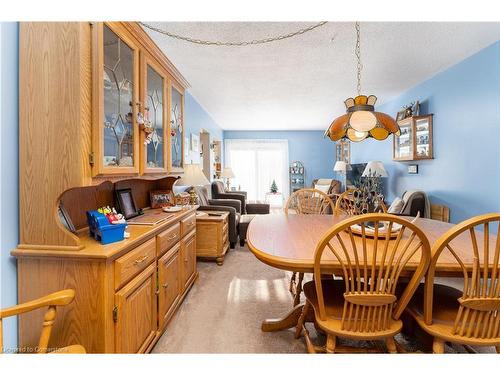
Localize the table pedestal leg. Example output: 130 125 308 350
261 303 315 332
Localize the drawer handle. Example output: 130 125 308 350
162 283 169 289
134 255 149 265
167 233 177 241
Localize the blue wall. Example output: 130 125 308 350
351 41 500 223
184 92 224 165
223 130 336 187
1 22 19 352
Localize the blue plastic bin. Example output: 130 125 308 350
86 210 127 245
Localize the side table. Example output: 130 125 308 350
195 211 230 265
264 192 284 208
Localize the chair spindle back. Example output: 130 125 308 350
335 189 387 216
424 213 500 339
314 213 431 333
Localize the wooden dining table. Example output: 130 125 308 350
246 213 481 332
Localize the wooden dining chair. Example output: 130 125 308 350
1 289 86 354
405 213 500 353
295 213 431 353
284 189 336 306
335 189 387 216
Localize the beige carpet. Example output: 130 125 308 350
152 244 495 354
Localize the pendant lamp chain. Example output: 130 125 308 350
355 21 362 96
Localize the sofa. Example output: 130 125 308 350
211 181 270 215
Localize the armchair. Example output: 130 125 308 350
211 181 270 215
194 185 240 248
388 190 431 218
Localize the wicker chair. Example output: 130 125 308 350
284 188 335 306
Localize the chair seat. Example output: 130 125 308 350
303 279 403 340
406 283 500 346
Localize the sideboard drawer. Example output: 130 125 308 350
115 237 156 290
180 213 196 236
157 223 181 257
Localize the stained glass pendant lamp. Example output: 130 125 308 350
325 22 400 142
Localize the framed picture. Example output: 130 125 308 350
335 139 351 163
408 164 419 174
149 189 174 208
190 133 200 153
115 188 141 219
396 109 406 122
58 203 76 233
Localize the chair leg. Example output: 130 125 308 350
289 272 297 293
295 300 310 339
303 326 317 354
385 337 397 354
432 339 445 354
293 272 304 307
326 334 336 354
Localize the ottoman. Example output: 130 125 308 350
238 214 256 247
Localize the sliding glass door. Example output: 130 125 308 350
225 139 289 205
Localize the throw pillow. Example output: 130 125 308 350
314 184 331 194
388 197 404 214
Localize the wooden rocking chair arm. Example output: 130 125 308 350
1 289 75 318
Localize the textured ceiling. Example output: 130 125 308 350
144 22 500 131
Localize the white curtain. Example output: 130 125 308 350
225 139 289 205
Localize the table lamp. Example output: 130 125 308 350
361 161 388 198
362 161 388 178
177 164 210 205
333 161 351 191
220 167 235 191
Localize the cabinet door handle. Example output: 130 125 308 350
184 258 188 263
134 255 149 265
162 283 169 289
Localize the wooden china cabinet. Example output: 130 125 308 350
393 114 433 161
14 22 194 353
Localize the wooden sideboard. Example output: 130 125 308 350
195 211 230 265
12 207 198 353
13 22 197 353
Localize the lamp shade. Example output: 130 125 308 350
362 161 388 178
220 167 235 179
333 161 351 173
324 95 401 142
177 164 210 186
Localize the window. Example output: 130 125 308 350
225 139 289 205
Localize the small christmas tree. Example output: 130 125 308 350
270 180 278 193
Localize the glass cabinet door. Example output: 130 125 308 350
415 117 432 159
142 57 167 173
100 24 139 173
170 85 184 171
394 121 413 160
